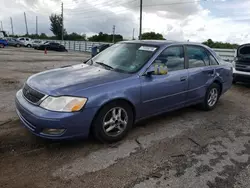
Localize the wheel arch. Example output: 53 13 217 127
213 79 223 95
89 98 136 135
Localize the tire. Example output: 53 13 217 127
27 44 31 48
232 79 237 84
16 44 20 48
201 83 220 111
92 101 134 143
0 44 4 48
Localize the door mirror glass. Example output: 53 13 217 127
145 63 168 76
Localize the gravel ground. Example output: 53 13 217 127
1 47 250 188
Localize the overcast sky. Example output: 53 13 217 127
1 0 250 44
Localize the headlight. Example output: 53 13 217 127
40 96 87 112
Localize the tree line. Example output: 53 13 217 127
6 14 239 49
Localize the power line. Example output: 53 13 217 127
64 9 130 20
64 0 206 19
142 0 202 7
64 0 138 13
65 0 138 15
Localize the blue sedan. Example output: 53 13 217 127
15 40 233 142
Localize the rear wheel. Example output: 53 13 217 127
27 44 31 48
16 44 20 48
92 101 134 143
201 83 220 111
0 44 4 48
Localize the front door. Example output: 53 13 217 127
140 45 188 117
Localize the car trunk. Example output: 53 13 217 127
235 44 250 72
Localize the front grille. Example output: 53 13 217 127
235 63 250 72
236 68 250 72
22 84 45 104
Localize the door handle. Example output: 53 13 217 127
180 76 187 81
202 69 215 75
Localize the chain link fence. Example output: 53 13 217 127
37 39 236 62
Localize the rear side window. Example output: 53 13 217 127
187 46 209 68
154 46 184 72
210 55 219 65
19 38 24 40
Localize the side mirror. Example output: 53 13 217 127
144 65 155 76
144 64 168 76
83 58 91 64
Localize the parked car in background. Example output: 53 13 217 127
17 37 33 47
33 40 47 49
232 43 250 84
15 40 233 143
7 38 24 47
0 38 8 48
91 44 111 57
36 42 67 52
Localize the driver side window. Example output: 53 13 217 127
152 46 185 74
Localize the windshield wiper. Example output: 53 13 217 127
95 61 114 70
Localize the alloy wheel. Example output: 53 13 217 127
207 88 218 107
102 107 128 137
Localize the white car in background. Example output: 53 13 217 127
232 44 250 84
17 37 33 47
32 40 47 49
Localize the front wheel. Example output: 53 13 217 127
201 83 220 111
92 101 134 143
27 44 32 48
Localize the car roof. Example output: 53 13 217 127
122 40 208 48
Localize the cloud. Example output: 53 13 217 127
1 0 250 44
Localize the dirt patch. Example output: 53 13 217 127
0 78 21 89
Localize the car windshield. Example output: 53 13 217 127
238 45 250 58
88 43 158 73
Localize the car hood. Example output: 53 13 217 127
26 64 131 96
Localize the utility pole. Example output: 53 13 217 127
1 21 3 31
61 2 64 40
139 0 142 40
132 28 135 40
24 12 29 35
112 25 115 43
10 17 14 35
36 16 38 35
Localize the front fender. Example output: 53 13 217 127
74 76 141 113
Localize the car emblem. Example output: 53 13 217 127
26 89 30 95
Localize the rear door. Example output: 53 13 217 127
186 45 215 104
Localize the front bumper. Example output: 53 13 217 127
15 90 98 140
233 69 250 83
